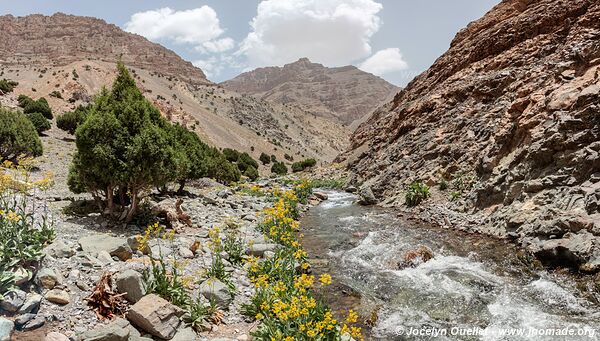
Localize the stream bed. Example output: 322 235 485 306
300 191 600 340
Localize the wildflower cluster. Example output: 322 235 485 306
243 188 363 341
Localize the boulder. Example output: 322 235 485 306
178 246 194 259
44 240 75 258
198 278 232 308
79 234 132 261
79 318 130 341
45 332 70 341
0 289 26 312
12 267 31 285
21 315 45 331
357 185 377 205
246 243 277 257
171 327 199 341
115 270 146 303
18 293 42 314
313 191 329 200
127 294 183 340
397 246 434 269
45 289 70 305
529 230 599 267
14 313 36 327
0 318 14 341
36 268 60 289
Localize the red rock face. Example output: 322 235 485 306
345 0 600 269
0 13 209 85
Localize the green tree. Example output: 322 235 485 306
291 158 317 172
170 124 211 193
223 148 240 163
18 95 53 119
259 152 271 165
26 112 51 135
0 79 18 93
244 165 259 181
57 105 90 134
0 107 43 161
271 161 288 175
69 62 181 221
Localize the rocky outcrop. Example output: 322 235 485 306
222 58 399 126
343 0 600 270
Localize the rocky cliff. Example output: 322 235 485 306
221 58 399 126
343 0 600 271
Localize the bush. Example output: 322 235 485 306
223 148 240 163
271 161 288 175
291 158 317 172
49 90 62 99
284 153 294 161
57 105 91 134
18 95 53 119
405 182 430 207
259 152 271 165
26 112 51 135
244 165 259 181
0 107 43 161
0 79 18 93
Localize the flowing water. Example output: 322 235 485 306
301 191 600 341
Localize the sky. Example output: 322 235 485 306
0 0 499 86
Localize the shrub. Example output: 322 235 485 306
291 158 317 172
26 112 51 135
405 182 430 207
0 79 18 93
49 90 62 99
0 107 43 161
271 161 288 175
284 153 294 161
259 152 271 165
244 165 259 181
19 96 52 119
223 148 240 163
56 105 91 134
439 179 448 191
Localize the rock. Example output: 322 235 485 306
242 214 257 222
397 246 434 269
79 234 132 261
45 289 70 305
45 332 70 341
14 313 36 326
44 240 75 258
529 231 598 267
12 267 31 285
216 189 233 198
79 318 130 341
357 185 377 205
97 251 114 264
36 267 60 289
171 327 198 341
115 270 146 303
313 191 329 200
345 185 358 193
18 293 42 314
127 294 183 340
149 241 173 258
178 246 194 259
198 278 232 308
21 315 45 331
246 243 277 257
0 289 26 312
0 318 14 341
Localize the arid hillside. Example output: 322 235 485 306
0 13 349 164
221 58 399 126
343 0 600 270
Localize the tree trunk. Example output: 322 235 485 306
125 189 139 223
106 185 114 215
177 180 186 194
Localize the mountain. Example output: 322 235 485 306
0 13 348 163
342 0 600 270
221 58 399 126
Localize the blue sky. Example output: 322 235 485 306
0 0 499 85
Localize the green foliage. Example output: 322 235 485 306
271 161 288 175
270 154 277 162
184 296 217 332
439 179 448 191
237 152 259 172
0 107 43 161
222 148 260 178
284 153 294 162
0 79 18 93
405 182 430 207
144 257 189 308
57 105 90 134
309 177 347 189
223 230 245 265
291 158 317 173
18 96 52 119
450 191 461 201
244 165 259 181
259 152 271 165
223 148 240 163
49 90 62 99
26 112 51 135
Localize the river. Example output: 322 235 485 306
300 191 600 341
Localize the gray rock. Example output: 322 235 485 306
45 332 70 341
18 293 42 314
97 251 114 264
171 327 199 341
79 234 132 261
529 230 598 267
0 318 14 341
246 243 277 257
0 289 26 312
45 289 70 305
79 318 130 341
115 270 146 303
44 240 75 258
198 278 232 308
357 185 377 205
178 246 194 259
242 214 257 222
127 294 183 340
148 240 173 258
216 189 233 198
36 268 60 289
14 313 36 326
345 185 358 193
313 191 329 200
21 315 45 331
12 267 31 286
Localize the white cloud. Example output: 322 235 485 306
359 48 409 76
239 0 383 68
193 55 242 79
125 6 233 52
